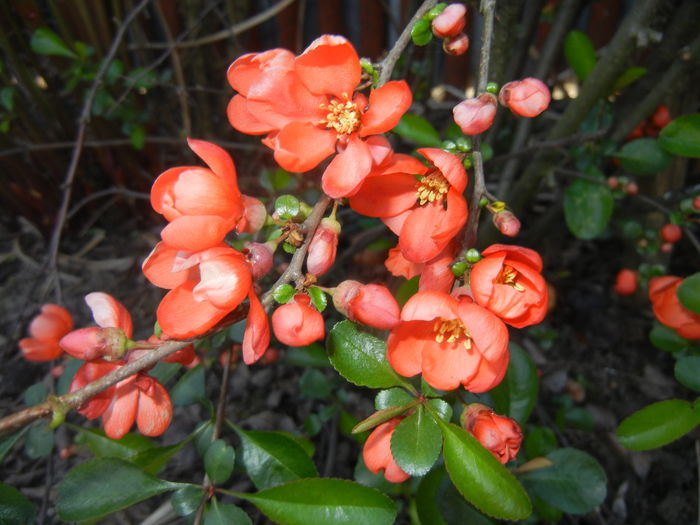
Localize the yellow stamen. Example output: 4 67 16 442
416 171 450 206
498 265 525 292
433 318 472 349
318 93 361 137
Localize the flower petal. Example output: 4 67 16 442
193 251 251 309
102 379 139 439
401 291 459 322
360 81 412 136
482 244 543 271
158 281 231 339
419 148 468 193
227 95 276 134
187 138 240 193
151 166 194 218
161 215 234 252
136 379 172 437
348 173 417 217
142 242 198 290
421 338 477 391
19 338 62 361
85 292 133 338
227 49 296 96
271 122 337 172
322 134 373 198
243 290 270 364
387 321 429 378
295 35 361 98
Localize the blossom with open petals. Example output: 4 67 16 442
387 291 509 391
470 244 547 328
350 148 468 263
19 304 73 361
462 403 522 464
649 276 700 339
272 293 324 347
227 35 412 198
384 243 457 294
363 417 410 483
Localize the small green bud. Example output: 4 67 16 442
451 261 468 277
442 139 458 152
465 249 481 263
486 82 499 94
462 156 473 169
455 136 472 152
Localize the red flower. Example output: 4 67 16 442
151 139 244 252
443 33 469 56
333 280 400 330
453 94 497 135
499 78 550 118
19 304 73 362
272 293 324 347
387 291 509 392
470 244 548 328
431 4 467 38
350 148 468 263
363 417 410 483
69 360 121 420
492 210 521 237
306 217 340 276
227 35 412 198
462 403 522 464
649 276 700 340
613 269 638 296
660 223 682 243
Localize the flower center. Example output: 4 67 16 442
319 94 361 137
416 171 449 205
497 265 525 291
433 318 472 349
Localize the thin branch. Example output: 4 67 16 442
44 0 152 304
376 0 438 87
133 0 296 50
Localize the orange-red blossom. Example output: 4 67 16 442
271 293 325 347
19 304 73 361
387 291 509 392
462 403 522 464
363 417 410 483
227 35 412 198
649 276 700 340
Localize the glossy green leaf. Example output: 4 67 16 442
649 322 689 352
615 138 671 176
30 28 77 59
24 423 53 459
353 403 419 434
415 467 449 525
194 421 214 457
204 439 235 484
524 426 558 459
375 388 414 410
518 448 607 514
564 31 597 82
563 179 613 240
242 478 397 525
437 475 495 525
617 399 700 450
273 283 296 304
677 272 700 314
411 19 433 46
435 418 531 520
611 66 647 92
675 356 700 392
427 399 452 421
23 382 46 406
299 368 332 399
170 364 205 406
307 287 328 312
171 485 204 517
283 342 330 367
56 358 82 395
235 427 318 490
327 321 407 389
393 114 442 147
659 114 700 158
0 482 36 525
396 275 419 306
490 343 539 425
391 405 442 476
74 427 152 460
56 458 180 521
275 195 300 219
204 499 252 525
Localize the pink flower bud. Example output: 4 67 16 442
613 269 638 296
272 294 324 347
306 217 340 276
334 281 400 330
452 93 497 135
59 326 127 361
431 3 467 38
443 33 469 56
237 195 267 233
492 210 521 237
498 78 550 118
245 241 274 279
462 403 522 464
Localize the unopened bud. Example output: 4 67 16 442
245 241 274 279
624 181 639 195
660 223 682 243
613 269 638 296
461 403 522 464
333 280 400 330
452 93 497 135
59 326 127 361
306 217 341 276
465 248 481 263
651 105 671 129
499 78 551 118
431 3 466 38
443 32 469 56
607 176 619 189
493 210 521 237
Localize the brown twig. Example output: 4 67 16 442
44 0 152 303
376 0 438 87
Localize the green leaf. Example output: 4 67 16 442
307 287 328 312
105 59 124 84
649 322 690 352
391 405 442 476
659 114 700 158
436 475 495 525
170 364 205 406
675 356 700 392
563 179 613 240
23 382 46 406
427 399 452 421
299 368 332 399
564 30 597 82
0 427 29 463
204 440 235 484
353 404 419 434
24 423 53 459
435 418 531 520
149 361 182 385
411 19 433 46
415 467 449 525
273 284 296 304
0 482 36 525
234 427 318 490
261 168 294 191
129 125 146 150
74 427 152 460
677 272 700 314
518 448 607 514
194 421 214 457
617 399 700 451
396 275 419 306
375 388 414 410
615 138 671 176
283 342 330 367
392 114 442 147
490 343 539 425
56 458 180 521
611 66 647 92
241 478 397 525
275 195 300 219
171 485 204 517
30 28 77 59
0 86 14 112
524 426 557 459
327 321 407 389
204 499 252 525
57 358 82 395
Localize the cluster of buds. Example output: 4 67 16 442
628 105 672 140
431 4 469 56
